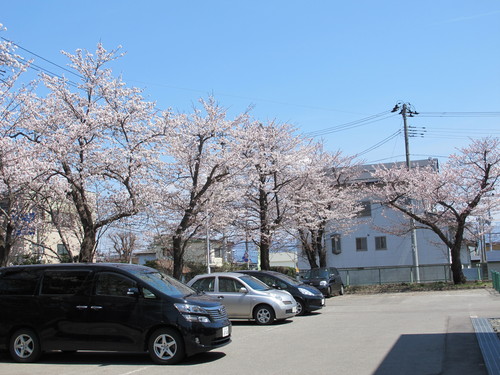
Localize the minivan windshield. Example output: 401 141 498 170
131 269 195 298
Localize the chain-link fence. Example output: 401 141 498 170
338 264 489 286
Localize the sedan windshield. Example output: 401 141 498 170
131 269 195 298
275 273 302 286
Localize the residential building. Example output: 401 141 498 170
136 236 234 269
298 159 472 284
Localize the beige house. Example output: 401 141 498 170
11 209 82 264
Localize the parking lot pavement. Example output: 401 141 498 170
1 289 499 375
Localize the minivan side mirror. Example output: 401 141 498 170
239 287 248 294
127 287 140 297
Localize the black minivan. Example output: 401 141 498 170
0 263 231 364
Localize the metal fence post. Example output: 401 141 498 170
491 271 499 292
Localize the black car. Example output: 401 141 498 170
237 270 325 316
301 267 345 297
0 263 231 364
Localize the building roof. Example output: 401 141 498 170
352 158 439 183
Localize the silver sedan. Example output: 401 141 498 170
187 272 297 325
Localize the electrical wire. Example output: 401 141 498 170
1 37 83 79
418 112 500 117
354 129 402 158
304 111 396 137
2 48 80 89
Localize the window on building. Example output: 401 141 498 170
57 244 69 256
375 236 387 250
213 246 222 258
357 201 372 217
355 237 368 251
331 234 342 254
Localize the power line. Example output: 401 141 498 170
354 129 402 158
304 111 396 137
2 47 80 89
1 37 83 79
418 112 500 117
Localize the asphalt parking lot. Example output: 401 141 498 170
1 289 499 375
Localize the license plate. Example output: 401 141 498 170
222 326 229 337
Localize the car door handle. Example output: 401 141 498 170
90 305 103 310
76 305 88 310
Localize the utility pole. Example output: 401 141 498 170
206 208 211 274
392 102 420 282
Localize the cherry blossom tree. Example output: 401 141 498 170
0 30 44 266
288 147 363 268
237 120 317 270
13 44 164 263
108 231 137 263
150 97 249 279
371 137 500 284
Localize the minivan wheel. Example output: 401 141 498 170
148 328 185 365
9 329 41 363
253 304 275 325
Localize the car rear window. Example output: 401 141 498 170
0 269 40 295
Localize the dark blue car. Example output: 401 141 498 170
301 267 345 298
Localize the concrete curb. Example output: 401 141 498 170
471 317 500 375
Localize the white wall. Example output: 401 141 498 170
298 202 450 270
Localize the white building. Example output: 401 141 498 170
298 159 471 284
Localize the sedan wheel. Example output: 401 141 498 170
326 286 333 298
253 304 275 325
339 284 345 295
148 328 185 365
9 329 41 363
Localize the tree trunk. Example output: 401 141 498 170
78 226 97 263
260 234 271 270
449 242 466 284
0 222 15 266
315 228 327 267
299 229 318 269
172 234 185 280
0 243 11 267
258 183 271 270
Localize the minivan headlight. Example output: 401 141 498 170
174 303 210 323
319 280 328 287
298 287 315 296
174 303 208 314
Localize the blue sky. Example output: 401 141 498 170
2 1 499 165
